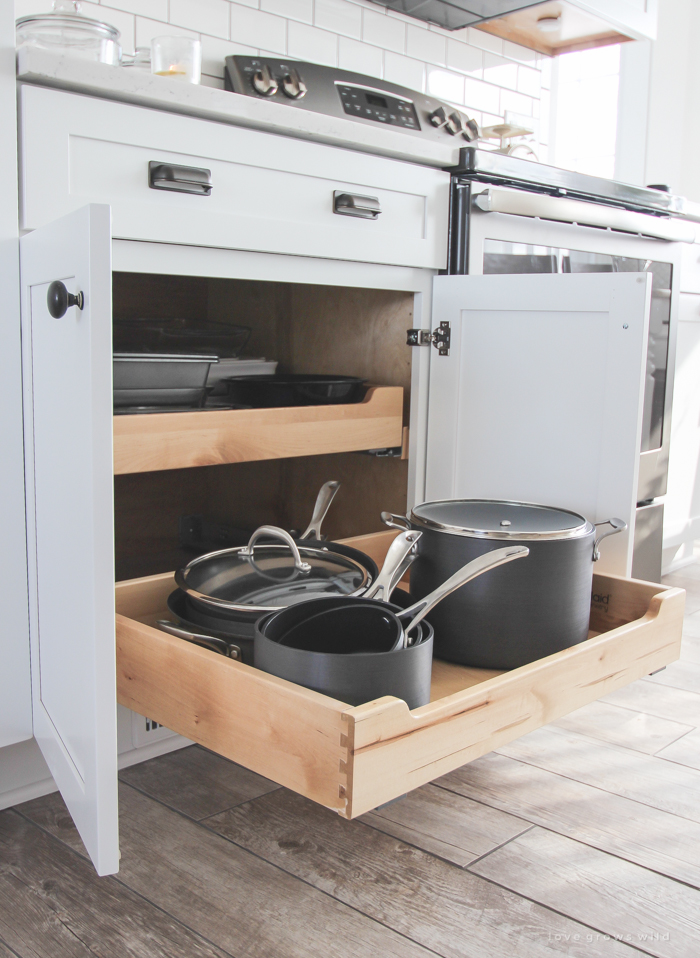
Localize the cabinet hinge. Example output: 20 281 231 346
406 321 451 356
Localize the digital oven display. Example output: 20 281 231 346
337 85 420 130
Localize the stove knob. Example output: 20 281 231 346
252 64 278 97
462 118 480 142
445 111 464 135
282 68 307 99
429 106 448 129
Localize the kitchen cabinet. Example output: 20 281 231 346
18 190 681 876
19 85 449 272
373 0 657 55
473 0 657 57
0 0 31 751
680 242 700 294
663 290 700 569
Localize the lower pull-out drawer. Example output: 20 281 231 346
115 531 684 819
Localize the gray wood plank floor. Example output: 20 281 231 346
5 568 700 957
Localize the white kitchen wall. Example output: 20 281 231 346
14 0 550 153
551 44 620 178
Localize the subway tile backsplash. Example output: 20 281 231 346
14 0 549 143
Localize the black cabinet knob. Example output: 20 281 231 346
47 281 84 319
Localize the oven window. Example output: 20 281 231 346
483 241 672 454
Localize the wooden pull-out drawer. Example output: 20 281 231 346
115 531 684 819
20 86 449 270
113 385 403 475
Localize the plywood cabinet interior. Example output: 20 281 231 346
112 273 415 581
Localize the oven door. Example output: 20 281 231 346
461 192 682 505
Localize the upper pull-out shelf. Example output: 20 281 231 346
113 385 403 474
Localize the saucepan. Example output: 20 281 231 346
253 545 529 708
159 520 422 661
173 480 381 639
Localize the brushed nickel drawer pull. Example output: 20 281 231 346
148 161 212 196
333 191 381 219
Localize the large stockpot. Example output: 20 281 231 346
383 500 626 670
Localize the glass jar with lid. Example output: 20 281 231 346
16 1 121 66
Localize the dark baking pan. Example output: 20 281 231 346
220 374 367 408
113 353 217 390
113 386 209 408
113 320 251 358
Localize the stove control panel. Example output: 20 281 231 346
337 84 420 130
224 56 479 143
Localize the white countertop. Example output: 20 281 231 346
16 48 460 170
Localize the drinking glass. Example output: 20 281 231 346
151 36 201 83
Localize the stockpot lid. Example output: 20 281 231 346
175 531 373 613
409 500 592 541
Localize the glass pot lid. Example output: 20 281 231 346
175 525 373 612
410 499 592 540
17 1 121 45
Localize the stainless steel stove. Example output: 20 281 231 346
225 56 480 144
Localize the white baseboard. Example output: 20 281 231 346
0 734 192 813
664 555 699 575
118 734 191 770
0 775 58 812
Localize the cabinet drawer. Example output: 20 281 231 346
20 86 449 270
681 243 700 293
115 531 683 818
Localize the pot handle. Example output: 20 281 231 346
592 517 627 561
240 525 312 573
157 620 241 659
364 530 422 601
397 545 529 635
300 480 340 540
381 511 411 532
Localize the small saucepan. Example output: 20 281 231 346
254 545 529 708
175 477 382 636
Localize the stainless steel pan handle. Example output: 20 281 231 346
381 511 411 532
592 517 627 561
300 481 340 540
157 620 241 659
398 545 530 643
364 530 422 601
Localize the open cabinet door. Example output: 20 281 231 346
20 205 118 875
426 273 652 577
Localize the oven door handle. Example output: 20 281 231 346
473 188 696 243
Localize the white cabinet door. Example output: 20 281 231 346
426 273 652 576
20 205 118 876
